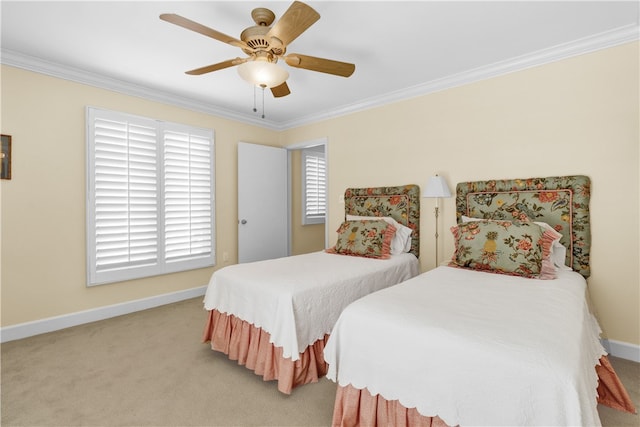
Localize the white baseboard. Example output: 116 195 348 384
0 285 207 343
601 339 640 363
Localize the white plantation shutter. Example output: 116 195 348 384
163 127 213 262
302 147 326 225
93 114 159 272
87 108 215 286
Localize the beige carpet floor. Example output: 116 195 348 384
1 297 638 427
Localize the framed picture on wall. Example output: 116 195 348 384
1 134 11 180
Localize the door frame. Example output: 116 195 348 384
285 137 329 249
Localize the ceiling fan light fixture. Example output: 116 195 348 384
237 59 289 88
162 1 354 99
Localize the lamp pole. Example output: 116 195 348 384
423 174 451 269
434 197 440 266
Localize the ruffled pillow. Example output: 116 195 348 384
450 219 559 279
327 219 396 259
346 215 412 254
461 216 565 279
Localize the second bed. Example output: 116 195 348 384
202 184 421 393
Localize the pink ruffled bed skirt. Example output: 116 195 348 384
331 355 636 427
201 309 329 394
596 355 637 413
332 384 451 427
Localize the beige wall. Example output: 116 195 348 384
0 66 280 326
283 42 639 346
2 41 638 347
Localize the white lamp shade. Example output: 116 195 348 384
237 60 289 88
423 175 452 198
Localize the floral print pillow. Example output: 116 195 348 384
449 220 556 278
327 220 396 259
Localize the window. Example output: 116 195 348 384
301 146 326 225
86 107 215 286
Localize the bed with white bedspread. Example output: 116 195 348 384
326 266 606 426
202 184 421 393
324 175 636 426
204 251 418 361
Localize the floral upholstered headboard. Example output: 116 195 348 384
344 185 421 258
455 176 591 278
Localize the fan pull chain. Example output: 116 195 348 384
252 85 266 119
252 85 257 113
261 85 265 119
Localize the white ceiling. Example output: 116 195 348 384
2 1 638 130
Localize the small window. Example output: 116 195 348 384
302 146 326 225
86 107 215 286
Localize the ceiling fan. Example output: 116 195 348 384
160 1 356 98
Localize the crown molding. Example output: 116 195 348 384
2 24 637 131
0 49 282 130
281 24 639 129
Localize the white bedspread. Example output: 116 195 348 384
324 266 607 427
203 251 419 361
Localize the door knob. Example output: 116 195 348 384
240 219 247 224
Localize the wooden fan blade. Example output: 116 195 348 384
270 82 291 98
160 13 247 49
285 54 355 77
186 58 246 75
267 1 320 47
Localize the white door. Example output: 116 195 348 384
238 142 288 263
